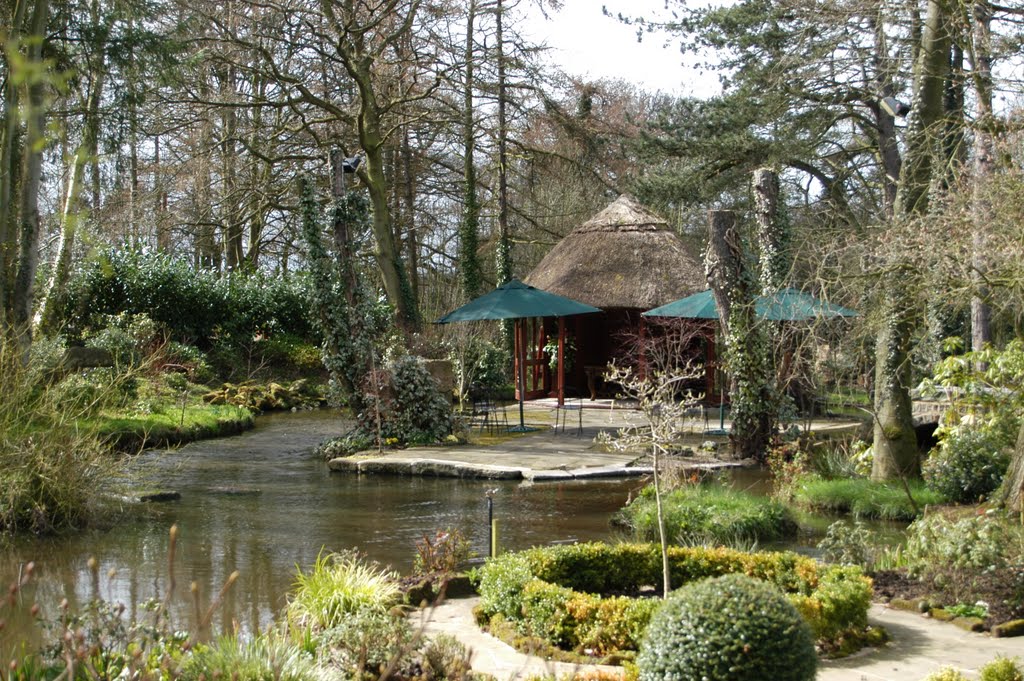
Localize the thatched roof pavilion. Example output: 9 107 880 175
525 195 705 309
522 196 716 402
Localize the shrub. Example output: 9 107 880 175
414 528 473 576
617 483 798 546
817 519 873 568
924 669 969 681
980 656 1024 681
793 475 943 520
474 542 872 655
64 248 318 349
423 634 473 681
387 355 454 445
923 430 1010 503
181 634 322 681
287 551 401 633
1 338 117 534
637 574 817 681
903 512 1019 576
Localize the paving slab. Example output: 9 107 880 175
413 597 1024 681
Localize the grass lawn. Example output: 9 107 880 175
91 403 254 451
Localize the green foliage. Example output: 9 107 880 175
381 354 454 445
0 338 117 534
617 483 798 545
903 512 1022 577
980 656 1024 681
793 475 944 520
475 542 872 654
444 329 510 406
924 668 970 681
299 179 388 411
84 312 159 367
637 574 817 681
202 379 324 413
944 603 988 619
791 565 872 641
423 634 473 681
315 432 375 459
923 340 1024 450
923 429 1010 503
180 634 322 681
318 606 412 677
64 248 317 349
817 520 873 568
286 550 401 634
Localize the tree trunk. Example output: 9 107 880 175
969 0 994 356
706 209 776 460
401 126 419 307
9 0 49 354
0 0 29 321
871 8 901 217
997 421 1024 513
872 0 950 481
39 65 106 332
752 168 788 293
494 0 512 288
459 0 482 302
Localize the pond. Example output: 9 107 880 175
1 410 901 652
1 410 647 650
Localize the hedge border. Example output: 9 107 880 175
474 542 873 656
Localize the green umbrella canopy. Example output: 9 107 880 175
642 290 720 319
756 288 858 321
436 280 601 323
643 288 857 321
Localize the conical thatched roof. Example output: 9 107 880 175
525 196 705 310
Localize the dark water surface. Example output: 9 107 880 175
1 410 645 649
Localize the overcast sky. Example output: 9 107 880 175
521 0 721 99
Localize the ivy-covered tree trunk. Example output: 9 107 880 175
706 209 777 460
752 168 789 294
872 0 950 481
299 168 373 414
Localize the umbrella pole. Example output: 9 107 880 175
517 319 526 429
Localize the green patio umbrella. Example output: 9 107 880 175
643 288 858 321
437 280 601 430
643 287 857 434
755 288 858 321
641 289 720 319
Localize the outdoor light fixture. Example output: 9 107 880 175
880 96 910 118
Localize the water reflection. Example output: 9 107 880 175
2 411 642 649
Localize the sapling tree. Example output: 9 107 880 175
599 358 704 598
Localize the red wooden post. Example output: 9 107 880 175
557 317 566 406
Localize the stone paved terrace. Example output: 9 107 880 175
329 401 862 480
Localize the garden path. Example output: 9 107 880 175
415 597 1023 681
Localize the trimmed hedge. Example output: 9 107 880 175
474 542 872 656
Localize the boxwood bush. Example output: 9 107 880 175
638 574 817 681
474 542 872 656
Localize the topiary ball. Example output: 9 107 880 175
638 574 817 681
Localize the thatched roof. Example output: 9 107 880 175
525 196 705 310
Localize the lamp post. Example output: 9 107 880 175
485 487 498 557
